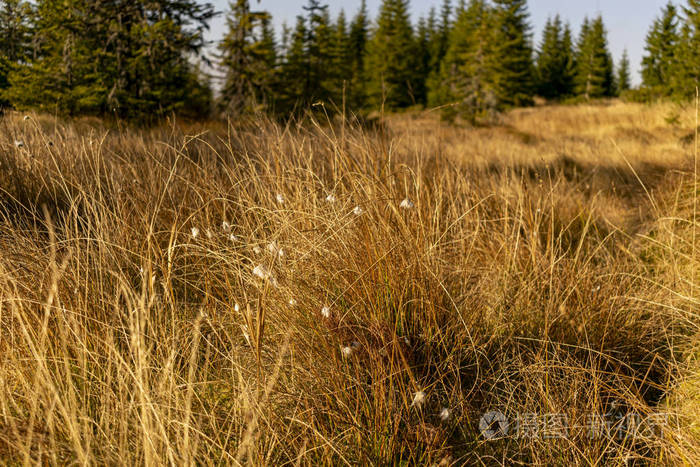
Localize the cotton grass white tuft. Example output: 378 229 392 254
253 264 278 286
439 407 451 422
321 306 331 318
276 193 284 204
399 198 415 209
411 391 426 407
190 227 199 239
353 206 363 216
267 241 284 259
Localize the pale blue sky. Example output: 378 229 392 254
205 0 674 85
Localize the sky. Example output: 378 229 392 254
205 0 672 86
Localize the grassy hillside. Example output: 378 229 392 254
0 102 698 464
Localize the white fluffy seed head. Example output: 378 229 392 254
234 303 240 312
353 206 363 216
253 246 262 254
276 193 284 204
411 391 426 407
326 193 336 203
268 241 284 259
190 227 199 239
321 306 331 318
439 407 451 421
229 233 238 242
252 264 278 287
341 346 353 358
289 298 297 306
400 198 415 209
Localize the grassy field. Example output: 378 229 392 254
0 101 699 464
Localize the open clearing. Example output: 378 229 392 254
0 102 699 464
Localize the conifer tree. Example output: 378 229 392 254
328 10 352 107
574 15 615 99
425 0 452 106
415 15 432 105
348 0 369 109
277 16 308 114
641 2 678 94
218 0 276 116
0 0 33 106
7 0 215 118
430 0 452 71
365 0 419 109
672 1 700 98
617 49 631 93
536 15 572 98
432 0 498 122
560 23 577 96
490 0 535 107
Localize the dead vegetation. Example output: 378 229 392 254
0 102 698 465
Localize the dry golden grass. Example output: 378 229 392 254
0 101 698 464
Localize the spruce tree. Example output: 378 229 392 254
490 0 535 107
641 2 678 94
302 0 332 105
560 23 577 96
218 0 276 116
432 0 498 122
672 1 700 98
7 0 215 118
617 49 631 93
328 10 352 107
348 0 369 109
0 0 33 106
536 16 576 99
415 15 432 105
574 15 615 99
277 16 308 114
365 0 419 109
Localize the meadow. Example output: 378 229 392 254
0 101 698 465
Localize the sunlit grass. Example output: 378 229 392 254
0 102 698 464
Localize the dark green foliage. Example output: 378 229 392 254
7 0 215 119
347 1 369 109
491 0 535 107
574 16 615 99
641 2 678 95
218 0 276 116
536 16 576 99
672 0 700 99
617 49 631 93
365 0 419 109
431 0 499 122
0 0 33 107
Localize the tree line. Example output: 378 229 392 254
0 0 697 122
